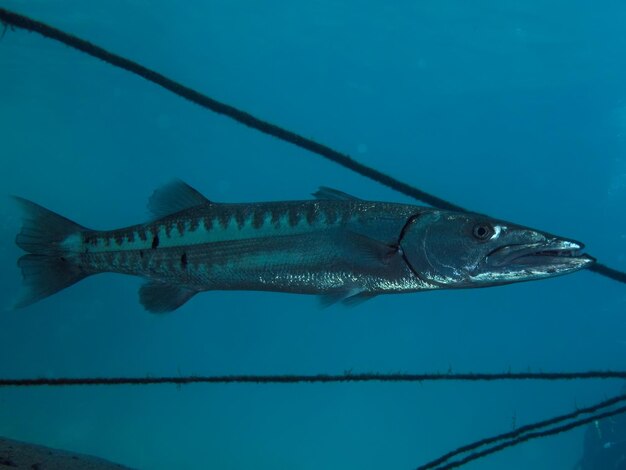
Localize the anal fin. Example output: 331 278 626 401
139 282 198 313
319 289 376 308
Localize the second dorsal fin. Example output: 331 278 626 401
312 187 361 201
148 180 211 218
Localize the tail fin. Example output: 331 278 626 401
13 197 91 308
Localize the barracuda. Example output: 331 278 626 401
13 181 595 313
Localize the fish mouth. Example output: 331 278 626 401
487 239 595 272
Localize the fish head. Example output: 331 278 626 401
399 211 595 288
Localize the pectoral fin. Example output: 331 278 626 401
344 231 398 266
316 231 393 307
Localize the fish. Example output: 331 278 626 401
13 180 595 313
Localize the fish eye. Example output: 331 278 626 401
472 223 494 241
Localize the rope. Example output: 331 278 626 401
3 370 625 469
587 262 626 284
417 392 626 469
432 405 626 469
2 370 626 387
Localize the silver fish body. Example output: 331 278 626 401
14 181 594 312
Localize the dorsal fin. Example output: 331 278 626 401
148 180 211 218
312 187 361 201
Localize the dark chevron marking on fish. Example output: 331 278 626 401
252 208 265 230
13 180 595 313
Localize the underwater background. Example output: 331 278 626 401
1 1 626 468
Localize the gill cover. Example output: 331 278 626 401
399 212 495 287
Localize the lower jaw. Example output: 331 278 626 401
509 255 594 272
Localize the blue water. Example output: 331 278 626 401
1 1 626 469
